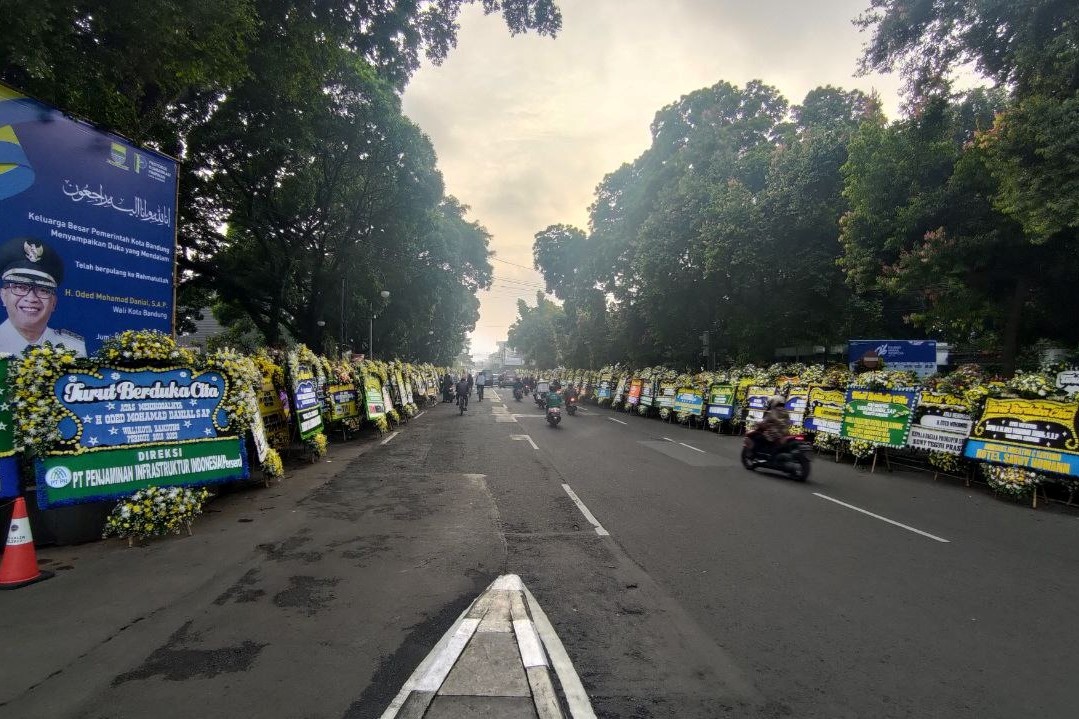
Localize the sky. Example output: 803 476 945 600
401 0 906 361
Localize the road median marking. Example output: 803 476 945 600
679 442 705 453
562 483 610 536
380 431 399 446
813 493 950 543
607 417 627 425
511 434 539 450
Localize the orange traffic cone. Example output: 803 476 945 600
0 497 53 589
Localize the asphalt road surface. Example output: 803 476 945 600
4 389 1079 718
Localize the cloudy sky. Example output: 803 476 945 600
401 0 906 360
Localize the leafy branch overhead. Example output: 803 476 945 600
0 0 561 364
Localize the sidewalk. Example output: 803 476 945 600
381 575 595 719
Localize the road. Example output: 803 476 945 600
3 389 1078 718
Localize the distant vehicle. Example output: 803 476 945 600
499 373 517 387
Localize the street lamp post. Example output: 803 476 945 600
369 290 390 359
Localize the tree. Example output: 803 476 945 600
0 0 559 360
507 293 564 368
858 0 1079 253
839 90 1079 371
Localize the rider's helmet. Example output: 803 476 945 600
768 395 786 409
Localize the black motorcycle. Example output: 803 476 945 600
741 430 811 481
513 387 523 402
457 391 469 416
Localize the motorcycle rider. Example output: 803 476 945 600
545 380 564 410
756 395 790 456
563 382 578 406
512 376 525 399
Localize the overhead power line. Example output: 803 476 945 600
490 256 536 271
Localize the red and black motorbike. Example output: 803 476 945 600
566 393 578 416
741 430 811 481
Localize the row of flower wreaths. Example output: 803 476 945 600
541 362 1077 503
6 330 453 541
10 332 1073 539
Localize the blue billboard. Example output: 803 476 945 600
0 83 176 357
848 340 937 377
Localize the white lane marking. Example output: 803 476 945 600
679 442 705 453
513 618 548 668
522 585 598 719
661 437 674 442
813 493 950 543
415 411 425 419
511 414 546 419
562 484 610 536
415 618 481 692
511 434 539 450
380 431 399 446
607 417 627 425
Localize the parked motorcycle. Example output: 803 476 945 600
741 430 811 481
546 405 561 427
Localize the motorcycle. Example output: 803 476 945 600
546 405 561 427
566 394 578 416
457 391 469 416
513 387 523 402
741 430 811 481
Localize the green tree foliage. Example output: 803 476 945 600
858 1 1079 238
507 292 564 368
856 1 1079 369
534 81 876 368
0 0 560 357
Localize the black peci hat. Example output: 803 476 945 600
0 237 64 288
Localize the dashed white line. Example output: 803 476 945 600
380 431 399 445
679 442 705 453
607 417 627 425
662 437 674 442
813 493 950 543
511 434 539 450
562 483 610 536
415 411 425 419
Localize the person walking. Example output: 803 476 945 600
456 375 470 412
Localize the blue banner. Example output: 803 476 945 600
0 456 18 498
964 439 1079 477
294 378 323 438
53 368 228 450
0 84 177 357
848 340 937 377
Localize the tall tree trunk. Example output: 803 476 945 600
1000 276 1029 376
